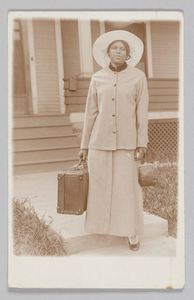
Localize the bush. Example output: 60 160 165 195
12 198 67 256
143 163 178 238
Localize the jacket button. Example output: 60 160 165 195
113 130 116 134
114 84 117 87
112 114 115 117
112 98 114 101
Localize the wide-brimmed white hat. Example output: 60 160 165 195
93 30 144 68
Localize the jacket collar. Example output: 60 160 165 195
109 61 128 72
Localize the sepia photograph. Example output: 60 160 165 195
8 11 184 289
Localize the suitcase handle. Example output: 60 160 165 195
79 158 87 165
68 159 87 171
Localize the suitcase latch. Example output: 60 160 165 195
58 173 64 179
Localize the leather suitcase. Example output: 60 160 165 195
57 161 88 215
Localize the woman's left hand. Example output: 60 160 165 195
134 147 147 161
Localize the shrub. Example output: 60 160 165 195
12 198 67 256
143 164 178 238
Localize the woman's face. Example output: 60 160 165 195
108 41 127 67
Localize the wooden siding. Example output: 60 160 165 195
12 20 29 115
91 20 102 73
151 21 180 78
61 20 80 78
64 78 179 113
12 94 29 115
33 19 61 114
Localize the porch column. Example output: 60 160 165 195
78 20 93 77
55 19 66 114
145 21 153 78
27 19 39 114
99 21 105 35
20 20 33 114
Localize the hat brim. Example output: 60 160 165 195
93 30 144 68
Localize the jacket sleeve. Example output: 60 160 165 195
136 73 149 148
80 77 99 149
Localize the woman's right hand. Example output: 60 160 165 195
78 149 88 161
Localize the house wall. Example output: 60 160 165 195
12 20 28 115
66 20 180 146
91 20 102 73
61 20 81 78
33 19 61 114
151 21 180 78
64 78 179 113
12 19 180 155
14 19 180 117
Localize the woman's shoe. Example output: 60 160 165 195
128 240 140 251
128 235 140 251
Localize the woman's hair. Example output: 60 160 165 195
107 40 131 60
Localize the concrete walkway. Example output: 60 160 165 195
12 171 176 256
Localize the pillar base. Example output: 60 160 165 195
78 72 93 78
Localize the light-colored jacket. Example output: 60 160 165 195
80 65 149 150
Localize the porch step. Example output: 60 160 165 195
13 114 71 127
54 212 169 255
12 115 80 174
13 134 78 151
12 125 73 139
75 235 176 257
13 145 80 163
13 157 79 175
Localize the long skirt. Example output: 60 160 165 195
85 149 145 237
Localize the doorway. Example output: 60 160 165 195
105 21 147 76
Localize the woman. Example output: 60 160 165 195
78 30 149 251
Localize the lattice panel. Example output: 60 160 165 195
147 122 179 153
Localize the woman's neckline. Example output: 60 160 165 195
109 62 128 72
